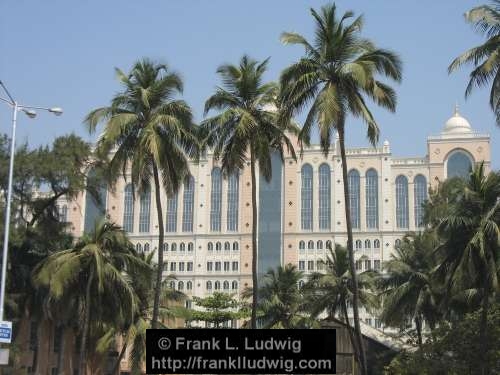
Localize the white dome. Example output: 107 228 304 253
443 105 472 134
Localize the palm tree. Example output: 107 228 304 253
378 232 442 349
32 219 148 375
84 58 197 329
305 244 378 358
279 4 402 373
243 264 315 329
202 55 297 329
435 163 500 375
449 1 500 126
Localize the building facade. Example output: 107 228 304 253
62 106 490 331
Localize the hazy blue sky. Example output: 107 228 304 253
1 1 498 167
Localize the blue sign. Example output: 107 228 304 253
0 321 12 344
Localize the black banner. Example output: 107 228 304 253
146 329 336 374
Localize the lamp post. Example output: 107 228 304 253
0 80 62 322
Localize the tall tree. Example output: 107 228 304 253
33 219 148 375
244 264 315 329
279 4 402 373
305 244 378 358
84 59 197 328
378 232 442 349
188 292 245 328
201 55 297 328
435 163 500 375
449 1 500 126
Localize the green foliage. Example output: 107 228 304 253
384 303 500 374
449 1 500 126
187 292 247 328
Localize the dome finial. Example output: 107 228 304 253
454 102 459 116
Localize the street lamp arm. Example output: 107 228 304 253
0 81 15 104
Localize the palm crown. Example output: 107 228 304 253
279 4 402 152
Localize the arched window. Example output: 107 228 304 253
182 175 195 232
180 243 185 252
365 169 379 229
299 241 305 250
206 281 212 290
178 281 184 291
318 164 331 230
210 168 222 231
84 169 107 233
169 281 175 289
298 280 305 288
227 172 239 231
308 240 314 250
166 193 178 232
208 242 213 251
224 241 231 251
223 281 230 290
414 175 427 228
326 240 332 250
355 240 362 250
364 240 371 249
171 243 177 252
214 281 221 290
60 205 68 222
374 239 380 249
348 170 361 229
233 242 239 251
317 240 323 250
186 281 193 290
232 281 238 290
123 184 134 232
396 175 409 228
216 242 222 251
395 239 402 248
163 243 168 252
301 164 313 230
136 243 142 252
187 242 194 252
139 187 151 233
447 151 473 179
144 243 150 252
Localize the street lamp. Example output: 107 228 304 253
0 80 63 322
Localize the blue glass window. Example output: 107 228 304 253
210 168 222 231
396 175 409 228
301 164 313 230
182 175 195 232
123 184 134 232
166 193 178 232
139 187 150 233
227 172 239 231
365 169 378 229
348 170 360 229
318 164 331 230
447 151 473 179
414 175 427 228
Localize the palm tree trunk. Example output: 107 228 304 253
151 161 165 329
479 294 490 375
111 335 128 375
80 267 94 375
57 329 66 375
342 302 359 366
415 316 423 350
250 150 258 329
338 125 367 375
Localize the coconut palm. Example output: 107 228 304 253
243 264 315 329
201 55 297 328
449 1 500 126
84 58 197 329
378 232 442 349
32 219 148 375
279 4 402 373
435 163 500 375
305 244 378 357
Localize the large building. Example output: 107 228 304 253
62 106 490 329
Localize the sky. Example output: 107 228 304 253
0 0 498 168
